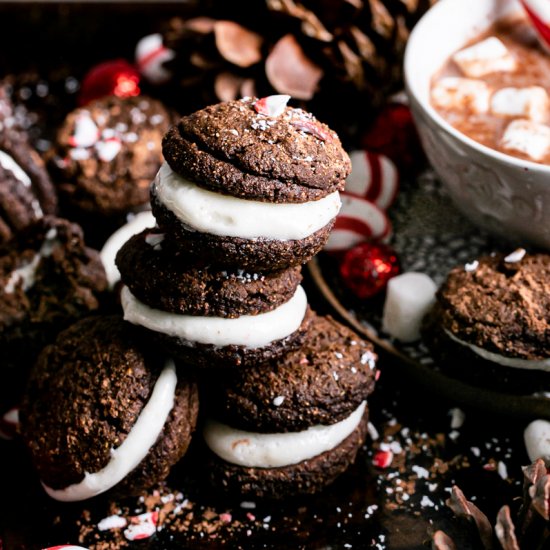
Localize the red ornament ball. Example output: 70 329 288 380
360 102 425 175
339 242 400 299
78 59 141 106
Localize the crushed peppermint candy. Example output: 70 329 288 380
124 511 158 541
373 450 393 468
504 248 526 263
464 260 479 272
360 351 376 369
272 396 285 407
497 461 508 480
97 514 128 531
449 408 465 429
290 117 331 141
240 501 256 509
95 137 122 162
145 233 165 250
69 112 99 148
253 95 290 117
412 465 430 479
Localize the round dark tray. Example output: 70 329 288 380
307 171 550 421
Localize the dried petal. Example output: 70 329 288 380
254 95 291 117
214 21 263 68
495 506 520 550
265 34 323 100
432 530 457 550
446 486 493 549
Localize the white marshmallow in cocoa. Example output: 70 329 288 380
452 37 517 78
431 77 491 114
491 86 549 122
501 119 550 161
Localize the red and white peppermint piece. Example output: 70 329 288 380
68 113 99 148
346 150 399 211
135 33 175 84
43 546 89 550
124 511 158 541
324 194 391 253
254 95 291 117
290 118 331 141
95 137 122 162
0 407 19 440
373 450 393 469
521 0 550 52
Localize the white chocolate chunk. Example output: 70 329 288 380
501 119 550 161
491 86 549 122
431 77 491 114
524 420 550 463
452 37 516 78
381 272 437 343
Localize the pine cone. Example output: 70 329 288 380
154 0 436 144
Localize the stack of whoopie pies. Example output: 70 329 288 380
116 95 379 498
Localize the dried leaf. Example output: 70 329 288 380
432 530 457 550
495 506 520 550
265 34 323 100
214 21 263 68
447 486 494 549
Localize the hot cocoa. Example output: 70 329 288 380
431 15 550 164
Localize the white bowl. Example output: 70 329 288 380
405 0 550 249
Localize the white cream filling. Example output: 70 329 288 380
99 210 156 289
121 285 307 349
153 162 341 240
445 329 550 371
203 401 366 468
42 360 177 502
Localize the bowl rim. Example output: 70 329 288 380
404 0 550 174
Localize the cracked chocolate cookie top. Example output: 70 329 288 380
162 96 351 203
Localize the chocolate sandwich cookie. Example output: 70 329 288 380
423 250 550 394
50 95 172 243
201 314 378 498
20 315 199 501
0 216 107 407
0 85 57 243
151 96 350 270
116 227 311 368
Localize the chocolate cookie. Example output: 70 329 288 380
116 228 303 317
51 95 172 218
0 216 107 406
423 250 550 394
0 85 57 243
201 314 377 498
151 96 348 270
117 224 312 367
20 315 199 500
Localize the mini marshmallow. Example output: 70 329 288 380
381 272 437 343
501 119 550 161
491 86 549 122
431 77 491 114
524 419 550 464
452 37 516 78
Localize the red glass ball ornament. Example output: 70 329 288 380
78 59 141 106
339 242 400 299
360 102 425 174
